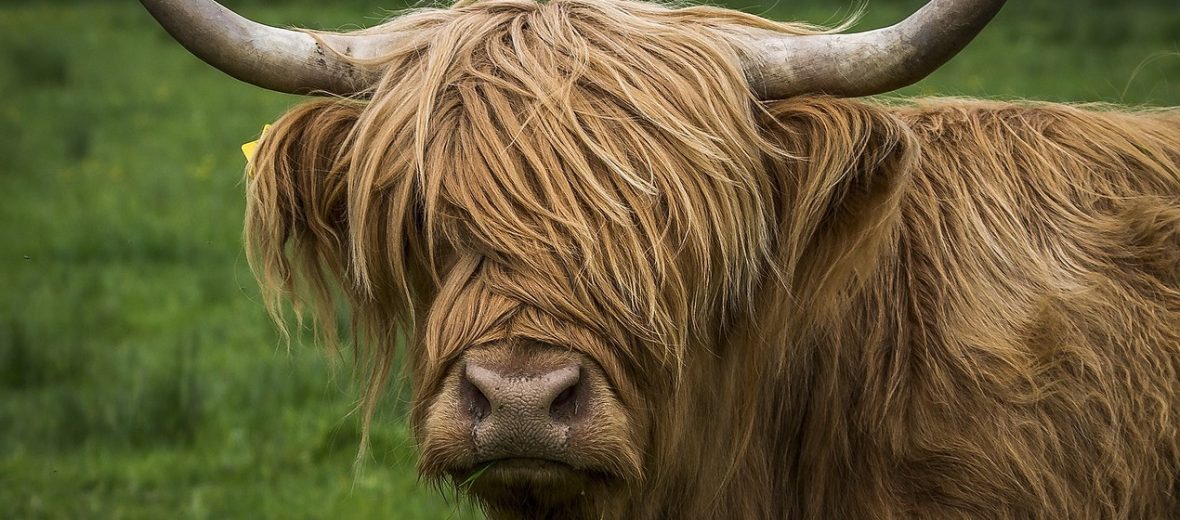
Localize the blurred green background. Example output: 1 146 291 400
1 0 1176 518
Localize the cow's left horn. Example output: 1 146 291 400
139 0 392 95
739 0 1006 99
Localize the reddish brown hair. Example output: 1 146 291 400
245 0 1180 516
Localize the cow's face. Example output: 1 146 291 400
244 4 778 515
402 149 767 515
379 12 777 510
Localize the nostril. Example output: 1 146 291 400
459 367 491 422
548 368 582 423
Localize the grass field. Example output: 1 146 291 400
1 0 1176 518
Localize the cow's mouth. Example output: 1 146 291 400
451 458 614 512
454 457 594 491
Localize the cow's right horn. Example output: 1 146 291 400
140 0 393 96
739 0 1007 99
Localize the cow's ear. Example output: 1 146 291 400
245 99 362 338
760 97 916 310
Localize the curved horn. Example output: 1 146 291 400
139 0 391 95
740 0 1007 99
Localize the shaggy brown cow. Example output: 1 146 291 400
142 0 1180 517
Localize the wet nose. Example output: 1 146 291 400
464 362 583 424
460 361 586 460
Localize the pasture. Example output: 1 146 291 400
1 0 1176 517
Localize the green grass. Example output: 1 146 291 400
0 0 1176 518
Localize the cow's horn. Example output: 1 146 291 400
139 0 391 95
740 0 1006 99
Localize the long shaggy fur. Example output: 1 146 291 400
244 0 1180 517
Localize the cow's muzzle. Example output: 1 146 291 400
418 341 638 498
461 358 588 462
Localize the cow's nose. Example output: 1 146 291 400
463 362 583 425
460 361 586 460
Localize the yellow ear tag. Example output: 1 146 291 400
241 124 272 176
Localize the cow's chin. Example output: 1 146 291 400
450 458 618 518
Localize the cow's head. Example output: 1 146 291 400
143 0 1003 516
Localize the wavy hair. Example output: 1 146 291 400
244 0 1180 517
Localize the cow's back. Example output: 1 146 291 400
859 101 1180 517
